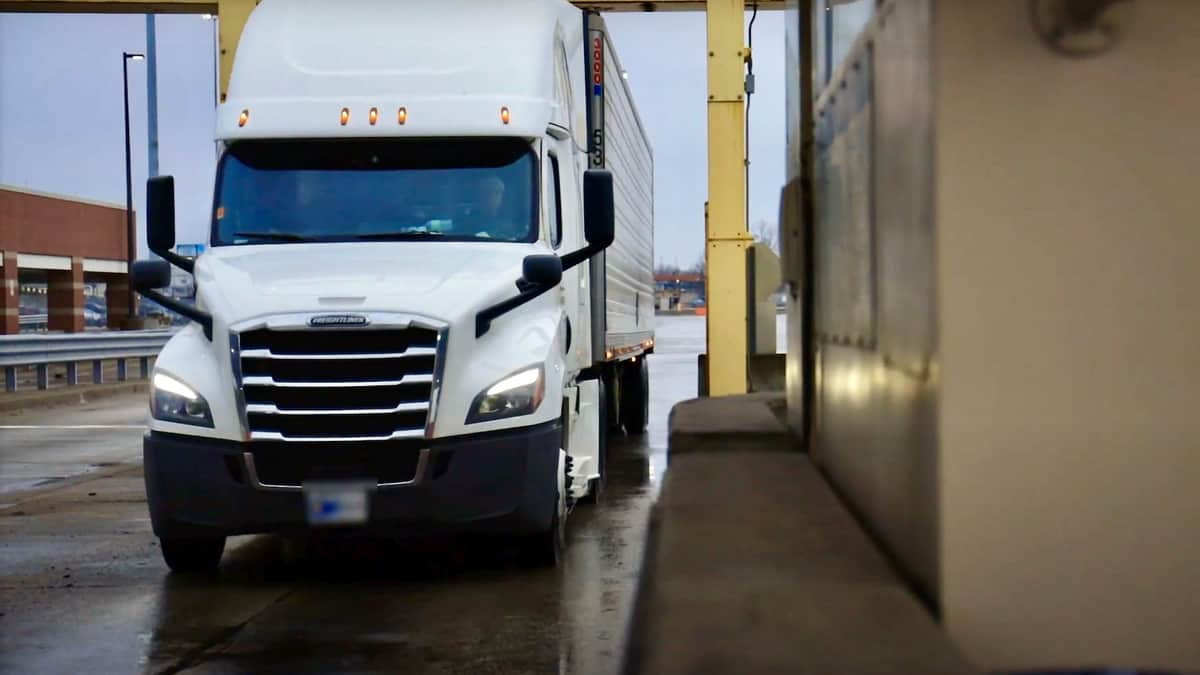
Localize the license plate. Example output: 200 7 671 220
304 481 372 526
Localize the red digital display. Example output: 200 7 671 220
592 36 603 87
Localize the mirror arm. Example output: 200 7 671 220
476 284 555 338
155 249 194 274
136 287 213 341
560 244 599 271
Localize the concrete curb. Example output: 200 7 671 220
625 394 977 675
0 381 148 413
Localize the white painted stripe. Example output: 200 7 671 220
17 253 72 271
0 425 145 430
82 258 128 274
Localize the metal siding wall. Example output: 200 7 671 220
810 0 939 600
601 32 654 344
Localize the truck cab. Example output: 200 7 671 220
133 0 653 572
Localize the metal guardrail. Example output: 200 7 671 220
0 330 174 392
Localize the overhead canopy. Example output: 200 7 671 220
0 0 787 11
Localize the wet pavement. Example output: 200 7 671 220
0 315 705 674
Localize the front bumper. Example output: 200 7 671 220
143 421 561 539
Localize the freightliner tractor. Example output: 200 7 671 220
133 0 654 572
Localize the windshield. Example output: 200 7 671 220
211 138 538 246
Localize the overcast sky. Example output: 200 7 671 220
0 9 786 268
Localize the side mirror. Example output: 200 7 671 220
147 175 177 255
583 170 615 251
131 259 171 291
476 255 565 338
522 254 563 288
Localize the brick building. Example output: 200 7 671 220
0 186 133 334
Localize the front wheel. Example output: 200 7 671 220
519 492 565 567
160 536 226 573
519 445 567 567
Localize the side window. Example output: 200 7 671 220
546 154 563 248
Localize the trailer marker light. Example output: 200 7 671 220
238 109 249 127
340 108 350 126
368 107 379 125
397 107 407 125
500 106 511 125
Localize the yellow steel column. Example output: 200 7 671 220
705 0 750 395
216 0 255 103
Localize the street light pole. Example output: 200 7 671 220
122 51 144 327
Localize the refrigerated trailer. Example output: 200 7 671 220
132 0 654 572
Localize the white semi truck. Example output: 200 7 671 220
132 0 654 572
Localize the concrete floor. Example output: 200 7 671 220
0 315 704 674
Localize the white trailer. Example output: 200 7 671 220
585 12 656 433
131 0 654 572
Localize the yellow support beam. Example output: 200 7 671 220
705 0 750 396
575 0 783 7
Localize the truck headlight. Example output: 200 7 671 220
467 366 545 423
150 372 214 427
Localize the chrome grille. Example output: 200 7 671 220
234 320 443 443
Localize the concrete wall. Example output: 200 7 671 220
936 1 1200 670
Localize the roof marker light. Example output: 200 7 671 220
238 109 249 127
340 107 350 126
369 107 379 125
500 106 511 125
397 106 407 125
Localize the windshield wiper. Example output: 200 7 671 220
233 231 319 243
353 230 445 241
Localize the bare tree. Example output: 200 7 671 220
751 219 780 254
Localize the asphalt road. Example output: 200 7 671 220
0 315 705 675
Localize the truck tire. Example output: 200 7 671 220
620 357 648 435
160 536 225 573
520 491 565 567
605 368 621 431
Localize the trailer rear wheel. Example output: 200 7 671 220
620 357 648 435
